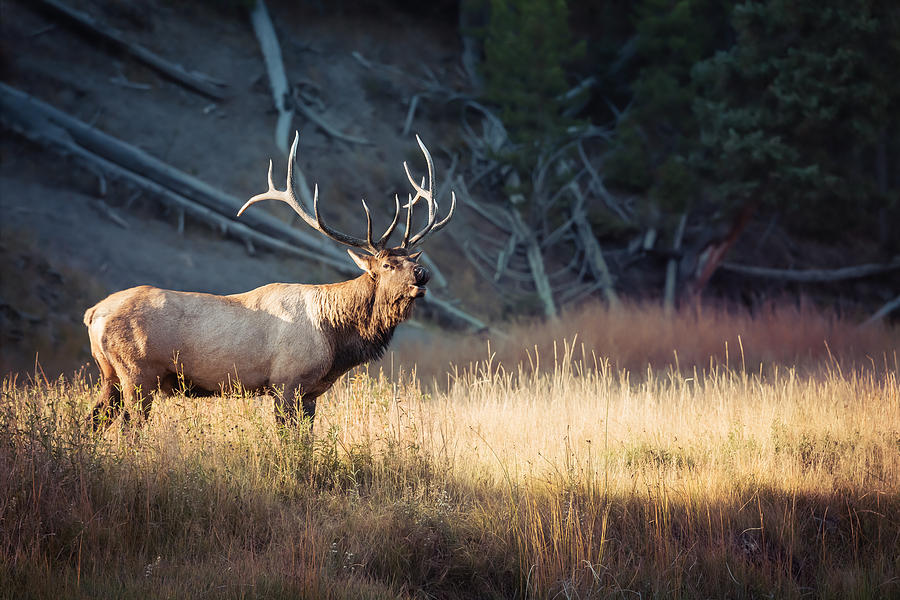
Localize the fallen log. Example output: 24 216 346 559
862 294 900 326
0 103 350 272
33 0 226 100
249 0 294 154
0 83 348 264
720 258 900 282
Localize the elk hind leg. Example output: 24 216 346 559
90 352 124 430
119 368 165 425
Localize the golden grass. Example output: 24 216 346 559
1 306 899 599
389 300 899 382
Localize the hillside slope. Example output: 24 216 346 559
1 0 472 376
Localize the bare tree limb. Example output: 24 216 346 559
33 0 226 99
91 199 130 229
569 184 620 308
402 94 420 136
862 294 900 326
663 213 687 314
577 141 631 223
293 96 371 146
720 258 900 282
0 82 349 264
510 210 557 319
455 175 514 233
249 0 294 154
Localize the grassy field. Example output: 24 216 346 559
1 304 898 599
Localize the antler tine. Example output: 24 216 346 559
404 135 455 247
360 200 375 252
238 134 317 230
400 177 425 248
240 131 382 253
426 190 456 237
310 184 375 251
376 194 402 249
401 193 415 248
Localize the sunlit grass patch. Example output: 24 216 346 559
1 334 898 598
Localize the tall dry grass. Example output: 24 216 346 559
390 300 898 384
1 306 898 599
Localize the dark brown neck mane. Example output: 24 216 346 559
314 274 416 375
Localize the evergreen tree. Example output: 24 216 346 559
605 0 732 215
481 0 585 159
690 0 900 238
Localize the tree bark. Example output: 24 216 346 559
663 213 687 314
33 0 226 100
687 201 758 300
0 83 347 264
721 258 900 282
249 0 294 155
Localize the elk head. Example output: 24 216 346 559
237 133 455 311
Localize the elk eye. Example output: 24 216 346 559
382 263 390 269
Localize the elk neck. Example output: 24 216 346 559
312 273 414 369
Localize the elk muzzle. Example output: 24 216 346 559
413 265 430 286
409 265 430 298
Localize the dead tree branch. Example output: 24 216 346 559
249 0 294 154
663 213 687 314
33 0 226 99
510 210 557 319
862 294 900 326
720 258 900 282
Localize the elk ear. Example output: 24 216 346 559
408 251 422 262
347 249 375 276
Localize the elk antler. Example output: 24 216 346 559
238 132 400 255
401 135 456 248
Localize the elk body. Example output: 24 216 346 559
84 133 454 428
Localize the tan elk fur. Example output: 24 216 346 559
85 248 426 427
86 133 453 428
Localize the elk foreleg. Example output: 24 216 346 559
301 393 320 422
273 385 320 428
272 386 298 426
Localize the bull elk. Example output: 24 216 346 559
84 133 455 428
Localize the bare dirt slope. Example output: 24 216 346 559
1 0 471 377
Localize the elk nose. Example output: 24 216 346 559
414 265 430 285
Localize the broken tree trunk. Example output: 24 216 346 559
33 0 226 100
663 213 687 314
720 258 900 282
510 210 557 320
249 0 294 155
687 201 758 301
1 102 352 272
0 83 348 265
569 183 621 309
